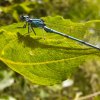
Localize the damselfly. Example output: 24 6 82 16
19 15 100 50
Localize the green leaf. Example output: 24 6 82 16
0 16 100 85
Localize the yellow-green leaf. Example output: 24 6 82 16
0 16 100 85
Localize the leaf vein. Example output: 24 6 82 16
0 55 87 66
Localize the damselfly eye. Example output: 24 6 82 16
20 15 25 21
20 15 29 21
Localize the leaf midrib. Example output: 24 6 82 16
0 55 89 66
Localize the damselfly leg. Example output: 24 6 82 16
30 25 36 35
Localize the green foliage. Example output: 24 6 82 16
0 0 100 99
0 16 100 85
0 0 100 26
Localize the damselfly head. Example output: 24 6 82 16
20 15 29 21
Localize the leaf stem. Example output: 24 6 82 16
79 91 100 100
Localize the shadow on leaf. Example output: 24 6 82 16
17 32 99 55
